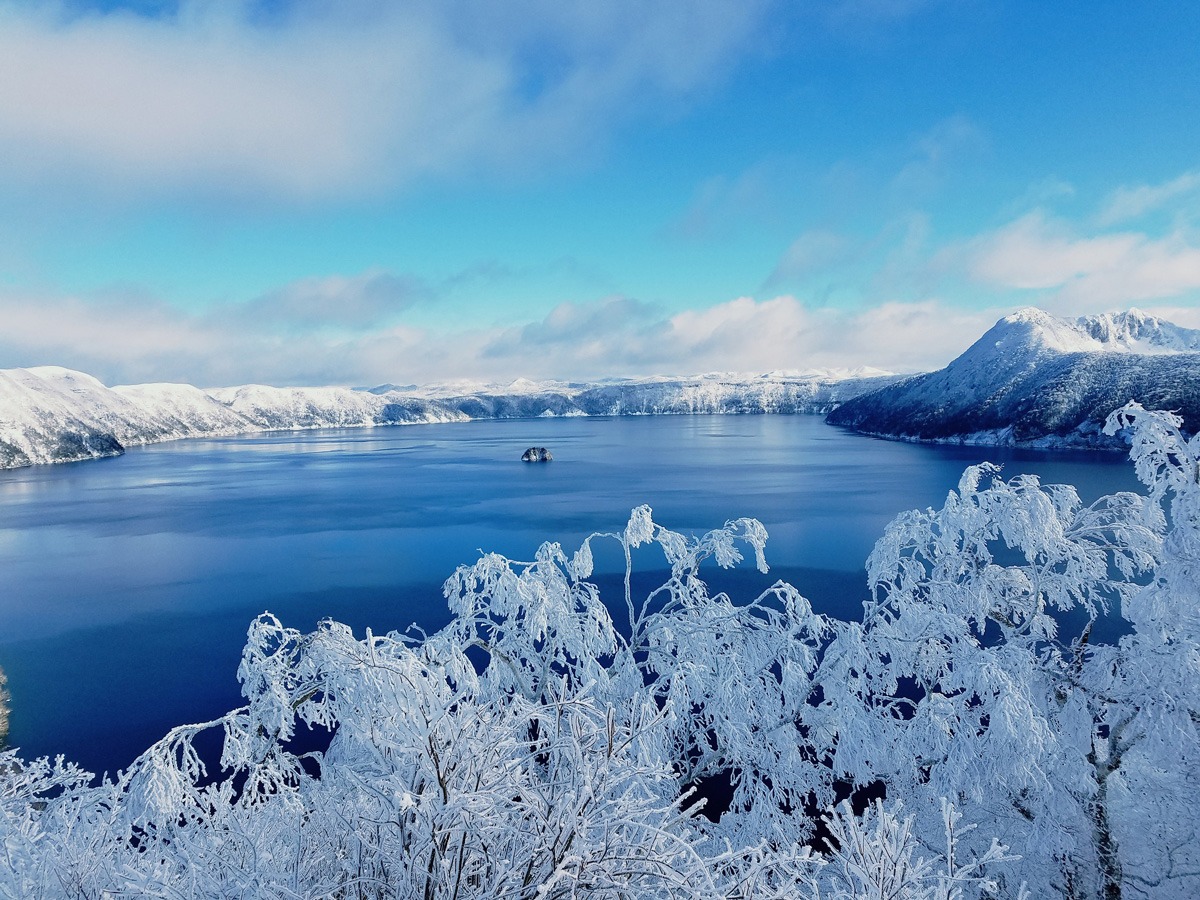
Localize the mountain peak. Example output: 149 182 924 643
982 307 1102 356
828 306 1200 447
1002 306 1059 326
1073 309 1200 353
23 365 109 388
983 307 1200 357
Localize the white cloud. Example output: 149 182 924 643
889 115 986 202
968 213 1141 290
0 280 988 387
1097 170 1200 226
472 295 991 377
231 270 429 330
0 0 772 200
0 288 232 383
479 294 812 376
0 283 446 387
664 295 816 368
766 230 850 285
667 160 794 240
964 212 1200 309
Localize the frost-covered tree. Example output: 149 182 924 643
6 404 1199 898
816 403 1199 898
0 515 1013 898
441 509 843 851
1090 405 1200 898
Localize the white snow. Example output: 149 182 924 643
1075 307 1200 353
0 370 468 468
829 306 1200 448
0 364 903 469
993 306 1200 356
12 306 1187 467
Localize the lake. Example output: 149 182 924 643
0 415 1141 777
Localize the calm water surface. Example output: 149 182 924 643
0 415 1140 775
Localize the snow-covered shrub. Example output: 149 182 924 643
815 403 1199 898
6 403 1199 898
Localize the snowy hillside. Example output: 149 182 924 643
1076 308 1200 353
426 370 904 419
0 367 127 467
0 369 470 468
0 366 900 468
827 307 1200 447
564 372 898 416
210 384 466 430
10 307 1193 468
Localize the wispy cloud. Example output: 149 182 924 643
228 270 429 331
9 152 1200 388
0 0 774 202
483 296 659 360
1096 170 1200 226
766 230 850 286
0 277 986 387
889 115 986 201
967 213 1141 290
667 161 794 241
964 211 1200 309
477 294 990 377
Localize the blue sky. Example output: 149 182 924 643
1 0 1199 386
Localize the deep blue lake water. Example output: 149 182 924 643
0 415 1141 777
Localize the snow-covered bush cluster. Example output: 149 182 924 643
2 404 1198 898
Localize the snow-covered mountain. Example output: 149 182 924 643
0 367 185 468
424 370 903 419
826 307 1200 447
1076 308 1200 353
0 369 471 468
9 307 1191 468
209 384 465 431
0 366 901 468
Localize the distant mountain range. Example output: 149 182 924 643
0 366 901 468
4 307 1196 468
826 308 1200 448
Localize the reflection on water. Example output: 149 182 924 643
0 415 1141 776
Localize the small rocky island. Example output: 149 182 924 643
521 447 553 462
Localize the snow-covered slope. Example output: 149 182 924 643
210 385 466 430
112 383 255 439
17 310 1188 467
1076 308 1200 353
826 307 1200 447
0 369 471 468
0 367 901 468
424 370 905 419
0 367 127 467
565 373 899 416
0 367 262 466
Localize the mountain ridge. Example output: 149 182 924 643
0 367 903 468
6 306 1193 467
826 307 1200 448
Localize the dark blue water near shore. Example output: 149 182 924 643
0 415 1140 776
